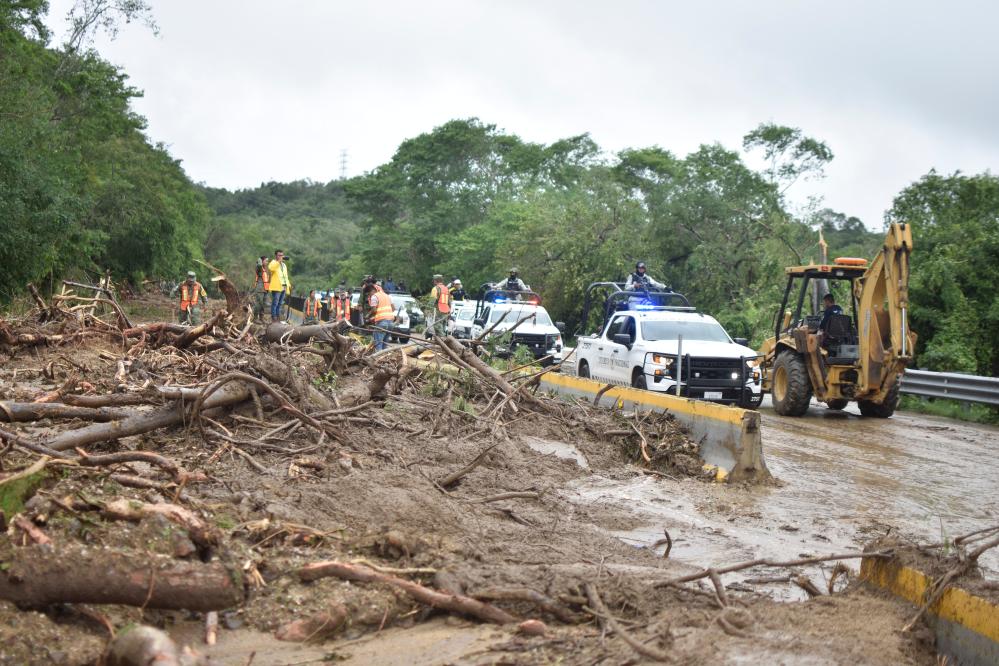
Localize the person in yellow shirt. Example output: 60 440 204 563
267 249 291 322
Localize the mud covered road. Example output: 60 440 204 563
560 398 998 599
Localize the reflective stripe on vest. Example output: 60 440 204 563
372 290 394 322
180 282 202 310
305 298 320 317
335 298 351 320
435 285 450 313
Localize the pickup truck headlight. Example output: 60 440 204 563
652 354 674 367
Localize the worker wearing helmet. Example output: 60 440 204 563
496 268 529 293
628 262 666 291
449 279 467 302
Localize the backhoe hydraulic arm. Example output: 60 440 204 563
853 222 915 395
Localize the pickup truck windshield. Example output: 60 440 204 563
641 320 731 343
491 307 553 327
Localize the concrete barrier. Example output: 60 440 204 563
861 555 999 665
538 373 771 483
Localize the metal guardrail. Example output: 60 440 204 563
900 369 999 406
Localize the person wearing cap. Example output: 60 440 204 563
628 261 666 291
427 274 452 338
267 249 291 322
178 271 208 326
384 276 397 292
331 285 352 323
449 279 467 302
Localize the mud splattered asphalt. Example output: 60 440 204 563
563 399 999 592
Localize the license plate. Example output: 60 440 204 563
703 391 723 400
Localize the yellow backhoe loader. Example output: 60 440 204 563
758 222 916 417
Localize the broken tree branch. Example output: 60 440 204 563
297 560 516 625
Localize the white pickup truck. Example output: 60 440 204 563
574 306 762 408
472 295 565 366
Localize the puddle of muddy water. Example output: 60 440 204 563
523 436 589 469
561 400 999 600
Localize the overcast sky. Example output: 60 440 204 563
45 0 998 227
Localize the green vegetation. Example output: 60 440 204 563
3 3 996 389
0 1 207 298
899 395 999 425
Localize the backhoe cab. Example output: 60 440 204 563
758 222 916 417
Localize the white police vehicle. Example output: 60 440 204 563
573 282 762 408
447 301 476 339
472 289 565 365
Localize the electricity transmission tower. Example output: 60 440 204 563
339 149 348 180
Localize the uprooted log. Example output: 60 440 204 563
297 560 516 625
47 382 252 451
0 545 244 611
171 311 227 349
0 401 129 423
437 336 545 410
263 320 351 345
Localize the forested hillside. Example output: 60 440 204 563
200 180 361 290
0 1 208 296
3 4 996 376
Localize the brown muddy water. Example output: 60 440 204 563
561 398 999 596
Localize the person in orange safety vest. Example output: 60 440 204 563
304 289 322 324
178 271 208 325
253 255 270 321
366 278 394 351
331 287 351 323
427 274 451 338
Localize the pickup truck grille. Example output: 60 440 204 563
688 357 744 380
662 357 744 383
511 333 555 357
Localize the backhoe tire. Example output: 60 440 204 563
632 368 648 390
858 381 900 418
772 351 812 416
578 360 591 379
826 399 849 410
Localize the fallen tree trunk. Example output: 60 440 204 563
439 336 544 409
0 545 243 611
63 393 160 408
0 401 129 423
298 560 516 624
172 311 227 350
263 321 350 345
47 382 252 451
250 353 335 411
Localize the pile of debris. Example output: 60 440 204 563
0 288 712 664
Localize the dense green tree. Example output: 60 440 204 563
887 171 999 375
0 1 205 297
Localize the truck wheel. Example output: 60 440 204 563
858 382 899 418
578 360 591 378
631 368 647 390
740 391 763 410
826 399 849 410
772 351 812 416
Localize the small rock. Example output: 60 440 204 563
171 531 197 558
517 619 547 636
222 612 243 630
